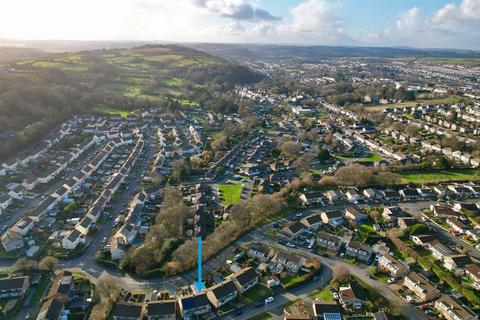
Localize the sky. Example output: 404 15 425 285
1 0 480 49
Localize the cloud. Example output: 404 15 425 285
192 0 281 21
396 7 420 31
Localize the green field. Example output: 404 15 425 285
337 153 383 162
400 169 480 183
94 104 131 117
218 182 243 205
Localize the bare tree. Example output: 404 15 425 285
38 256 59 272
333 265 351 283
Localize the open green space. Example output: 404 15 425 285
400 168 480 183
218 182 243 205
243 284 272 303
308 287 334 301
93 104 131 117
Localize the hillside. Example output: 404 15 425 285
0 45 262 159
188 43 480 62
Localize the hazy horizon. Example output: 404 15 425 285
1 0 480 50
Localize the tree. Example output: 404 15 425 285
317 149 332 162
333 265 351 283
12 258 38 274
279 141 300 159
38 256 59 272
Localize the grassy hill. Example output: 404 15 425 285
0 45 262 159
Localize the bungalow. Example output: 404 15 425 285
398 217 417 230
301 213 322 230
36 297 65 320
466 228 480 242
446 217 467 234
380 189 401 201
178 293 211 318
11 217 35 236
403 272 440 302
363 188 381 201
382 206 404 222
344 207 367 223
75 217 93 235
22 177 38 191
429 241 455 261
345 189 363 203
110 237 127 261
1 231 24 252
283 221 307 237
206 279 238 308
320 210 344 227
411 234 436 247
416 188 436 199
0 276 30 299
431 204 459 218
316 231 341 252
444 255 471 274
230 267 258 294
400 188 420 200
61 229 85 250
114 223 138 245
111 303 144 320
434 295 478 320
433 186 447 197
453 202 479 215
378 253 409 278
326 190 344 203
0 194 13 210
345 240 372 262
8 184 26 200
447 185 472 198
247 243 274 262
146 300 177 320
339 283 366 310
312 301 343 319
465 264 480 290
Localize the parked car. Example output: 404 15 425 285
387 277 396 284
254 301 263 308
265 296 274 304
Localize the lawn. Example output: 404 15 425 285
308 287 334 301
358 153 383 162
400 169 480 183
218 182 243 205
280 274 308 288
0 246 17 259
243 284 272 303
94 104 131 117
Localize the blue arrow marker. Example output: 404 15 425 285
194 236 205 291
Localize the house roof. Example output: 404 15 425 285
208 279 237 299
41 298 65 320
179 292 210 309
147 300 176 317
0 276 28 291
111 303 144 318
303 214 321 225
313 301 343 316
232 267 258 287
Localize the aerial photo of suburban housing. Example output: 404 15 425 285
1 0 480 319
